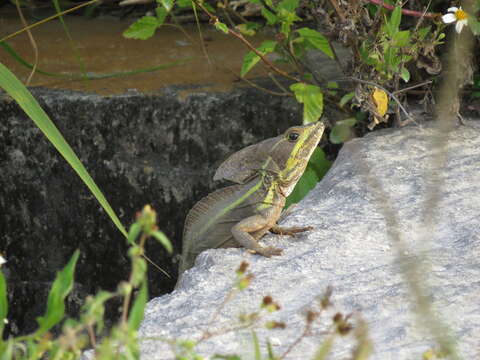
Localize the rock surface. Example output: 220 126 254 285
138 121 480 359
0 84 308 335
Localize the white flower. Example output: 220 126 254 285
442 6 468 33
0 255 5 266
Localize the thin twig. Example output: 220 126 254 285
0 0 99 43
348 77 415 123
280 321 312 359
393 80 433 94
15 0 38 85
367 0 440 19
143 253 171 278
230 70 291 96
192 1 213 66
268 73 292 95
328 0 346 22
87 324 97 349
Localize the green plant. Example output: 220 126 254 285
0 205 172 359
120 0 477 205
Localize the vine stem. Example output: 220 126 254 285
367 0 441 19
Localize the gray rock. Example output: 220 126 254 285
0 83 308 335
138 121 480 359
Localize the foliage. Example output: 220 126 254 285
285 148 331 208
0 205 172 359
118 0 480 204
0 246 363 359
122 0 480 129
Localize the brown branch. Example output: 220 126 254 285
280 321 312 359
367 0 441 19
393 80 433 94
328 0 346 22
233 71 292 96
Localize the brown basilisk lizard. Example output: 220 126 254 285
178 121 325 277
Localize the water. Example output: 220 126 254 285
1 10 271 95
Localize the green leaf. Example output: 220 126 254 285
151 230 173 254
393 30 410 47
400 67 410 82
177 0 192 7
215 21 229 34
156 6 168 26
278 8 300 36
128 281 148 331
241 40 277 77
266 340 276 359
468 17 480 35
160 0 173 11
251 330 262 360
0 271 7 337
339 92 355 107
0 62 127 238
330 118 356 144
261 8 277 24
286 148 330 208
384 45 396 71
36 250 80 334
81 290 113 334
0 338 14 360
296 28 334 58
386 6 402 37
123 16 159 40
128 222 142 245
236 22 261 36
359 42 376 66
312 335 334 360
418 26 431 41
277 0 299 12
290 83 324 123
130 253 147 287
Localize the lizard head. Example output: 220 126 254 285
270 121 325 196
214 122 325 191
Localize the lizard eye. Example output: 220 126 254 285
287 131 299 142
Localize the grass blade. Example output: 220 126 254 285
51 0 88 79
0 271 7 338
36 250 79 334
0 42 68 77
252 330 262 360
127 280 148 331
0 61 127 237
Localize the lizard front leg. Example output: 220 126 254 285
231 215 283 257
270 224 313 237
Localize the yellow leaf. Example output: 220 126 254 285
372 88 388 116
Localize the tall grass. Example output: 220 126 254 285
0 61 127 238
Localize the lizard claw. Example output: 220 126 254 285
256 246 283 257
